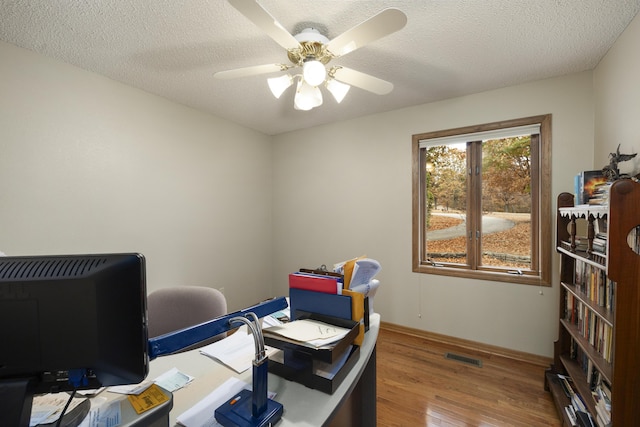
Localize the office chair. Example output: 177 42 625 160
147 286 228 352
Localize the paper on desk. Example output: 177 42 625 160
263 319 351 348
176 377 277 427
199 328 276 373
30 393 88 426
108 380 154 395
154 367 194 392
77 396 122 427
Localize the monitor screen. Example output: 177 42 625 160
0 253 149 394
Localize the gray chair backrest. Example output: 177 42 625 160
147 286 227 352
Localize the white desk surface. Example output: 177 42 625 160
147 314 380 427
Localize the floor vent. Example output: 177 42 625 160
444 352 483 367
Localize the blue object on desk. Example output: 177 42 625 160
147 297 288 359
215 312 283 427
148 297 287 427
215 388 283 427
289 288 352 321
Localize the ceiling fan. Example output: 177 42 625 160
214 0 407 111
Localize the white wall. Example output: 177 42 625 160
0 41 274 311
272 72 595 357
4 10 638 358
594 12 640 173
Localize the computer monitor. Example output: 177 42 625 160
0 253 149 426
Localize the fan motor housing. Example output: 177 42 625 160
289 28 332 65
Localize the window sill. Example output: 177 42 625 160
413 263 551 286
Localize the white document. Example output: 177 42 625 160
107 380 153 395
77 396 122 427
199 329 276 373
263 319 351 348
349 258 381 287
154 367 194 392
30 393 88 426
176 378 277 427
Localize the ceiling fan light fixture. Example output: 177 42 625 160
267 74 293 98
325 78 350 103
294 79 323 110
302 59 326 87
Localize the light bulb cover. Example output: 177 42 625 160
302 60 326 87
294 79 323 110
325 79 350 103
267 74 293 98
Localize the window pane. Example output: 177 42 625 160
425 143 467 265
480 137 532 269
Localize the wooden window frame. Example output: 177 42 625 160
412 115 552 286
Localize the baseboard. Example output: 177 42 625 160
380 321 552 368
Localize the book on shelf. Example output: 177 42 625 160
592 386 612 426
575 410 596 427
627 225 640 254
565 404 577 426
559 374 588 414
576 170 608 205
558 370 607 427
573 260 615 311
552 185 640 426
588 181 612 205
566 302 613 364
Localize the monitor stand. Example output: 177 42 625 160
0 378 90 427
0 377 35 427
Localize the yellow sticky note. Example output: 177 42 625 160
127 383 169 414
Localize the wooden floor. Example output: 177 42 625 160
376 327 562 426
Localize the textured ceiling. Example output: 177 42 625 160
1 1 639 135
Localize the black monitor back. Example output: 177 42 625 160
0 253 149 393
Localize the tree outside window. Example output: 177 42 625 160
412 115 551 286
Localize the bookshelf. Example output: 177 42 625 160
545 179 640 426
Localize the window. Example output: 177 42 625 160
412 115 551 286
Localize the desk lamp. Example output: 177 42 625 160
148 297 287 427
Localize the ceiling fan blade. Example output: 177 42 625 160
214 64 290 80
227 0 301 50
332 67 393 95
326 8 407 57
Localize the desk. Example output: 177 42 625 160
148 313 379 427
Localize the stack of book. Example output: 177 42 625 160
592 381 612 427
558 374 596 427
588 182 612 205
575 170 608 205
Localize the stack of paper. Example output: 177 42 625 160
263 319 351 348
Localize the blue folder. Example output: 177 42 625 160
289 288 352 321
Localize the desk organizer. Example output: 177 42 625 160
264 313 360 394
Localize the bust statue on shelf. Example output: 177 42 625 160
602 144 638 181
